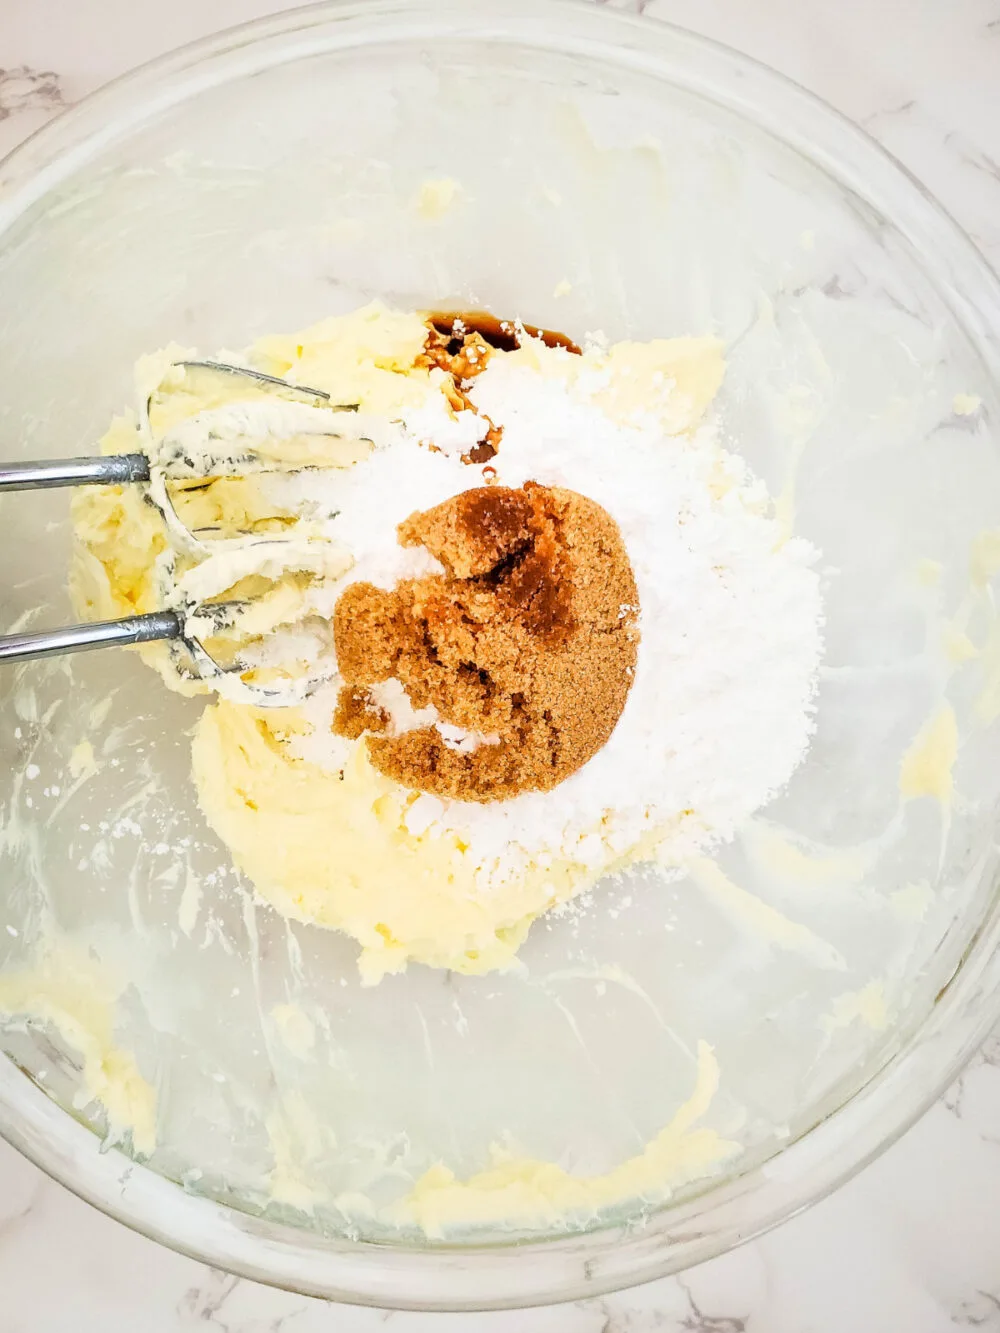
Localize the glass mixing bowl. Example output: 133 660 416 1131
2 0 1000 1311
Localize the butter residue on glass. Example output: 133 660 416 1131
0 938 157 1155
385 1040 738 1238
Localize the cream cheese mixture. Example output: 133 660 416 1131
70 302 824 984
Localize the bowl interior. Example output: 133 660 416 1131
1 0 999 1268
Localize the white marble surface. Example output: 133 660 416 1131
2 0 1000 1328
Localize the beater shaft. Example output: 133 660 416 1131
0 454 150 491
0 611 181 663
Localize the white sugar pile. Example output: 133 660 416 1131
263 350 824 888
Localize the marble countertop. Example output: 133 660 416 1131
3 1 1000 1329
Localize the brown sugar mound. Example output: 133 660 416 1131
332 482 640 803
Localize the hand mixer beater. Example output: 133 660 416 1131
0 360 382 707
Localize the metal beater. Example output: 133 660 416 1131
0 360 364 706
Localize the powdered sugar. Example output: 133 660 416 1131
263 440 460 603
437 723 500 754
368 678 439 737
400 396 489 457
284 683 353 772
370 678 501 753
264 339 823 890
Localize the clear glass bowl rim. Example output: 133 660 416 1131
1 0 1000 1311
